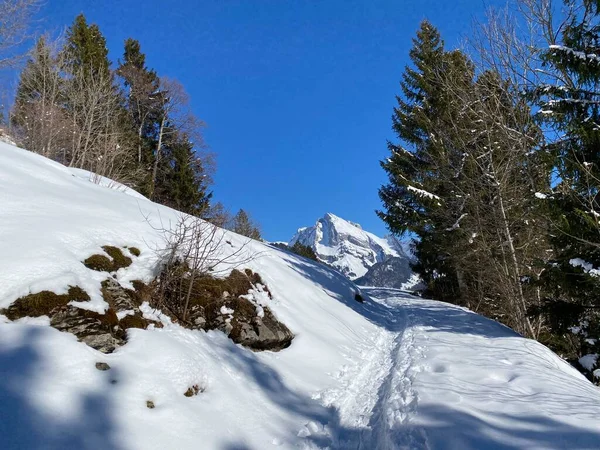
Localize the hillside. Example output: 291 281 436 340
1 142 600 449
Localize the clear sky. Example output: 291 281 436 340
39 0 502 241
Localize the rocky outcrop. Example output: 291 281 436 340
50 305 125 353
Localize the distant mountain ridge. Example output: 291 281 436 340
288 213 413 287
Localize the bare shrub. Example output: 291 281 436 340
151 213 257 323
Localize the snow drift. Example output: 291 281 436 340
1 142 599 450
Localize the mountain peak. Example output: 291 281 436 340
289 213 408 280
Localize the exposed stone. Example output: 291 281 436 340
102 278 139 311
50 306 125 354
232 310 294 351
146 400 155 409
184 385 204 397
95 362 111 371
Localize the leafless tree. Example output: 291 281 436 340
64 65 138 184
436 66 548 338
0 0 40 69
11 36 73 160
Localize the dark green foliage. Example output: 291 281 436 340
290 241 318 261
231 209 262 240
156 135 212 215
12 16 216 218
63 14 110 78
530 0 600 376
378 21 473 303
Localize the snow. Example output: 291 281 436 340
570 258 600 277
407 185 441 201
535 192 548 199
580 354 599 371
1 142 600 449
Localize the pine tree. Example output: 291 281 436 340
532 0 600 372
63 14 110 79
61 14 136 182
117 38 161 175
378 21 474 303
231 209 261 240
163 134 212 216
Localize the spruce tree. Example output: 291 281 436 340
164 135 212 216
533 0 600 372
117 38 161 191
232 209 261 240
378 21 474 302
63 14 110 78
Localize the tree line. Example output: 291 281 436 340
379 0 600 381
2 9 262 240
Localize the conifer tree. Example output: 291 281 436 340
378 21 474 302
117 38 161 173
63 14 110 78
161 134 212 215
532 0 600 369
231 209 262 240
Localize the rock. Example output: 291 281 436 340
50 306 125 354
146 400 155 409
230 305 294 352
102 278 138 312
95 362 111 371
184 385 203 397
188 305 206 328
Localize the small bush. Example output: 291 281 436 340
2 286 90 320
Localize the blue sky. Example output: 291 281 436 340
39 0 501 241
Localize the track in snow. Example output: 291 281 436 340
308 288 429 450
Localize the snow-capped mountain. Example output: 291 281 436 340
289 212 411 281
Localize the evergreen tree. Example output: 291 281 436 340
290 241 318 261
232 209 261 240
12 36 69 159
117 38 161 176
63 14 110 78
162 134 212 216
532 0 600 371
378 21 474 303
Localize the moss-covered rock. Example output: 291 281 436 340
1 286 90 320
83 246 132 272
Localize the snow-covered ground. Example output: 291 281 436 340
1 142 600 449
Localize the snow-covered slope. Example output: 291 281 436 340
1 143 600 449
289 212 410 281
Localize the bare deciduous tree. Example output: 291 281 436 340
0 0 40 69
